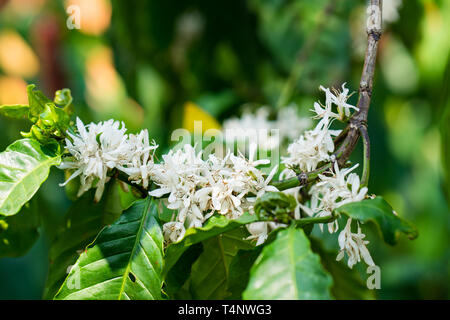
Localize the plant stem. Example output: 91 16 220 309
294 213 337 228
359 125 370 187
271 163 332 191
273 0 383 191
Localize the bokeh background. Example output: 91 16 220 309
0 0 449 299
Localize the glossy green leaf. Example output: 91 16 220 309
0 104 29 119
163 243 203 299
54 198 164 300
243 227 333 300
335 197 418 245
226 246 262 300
189 228 254 299
43 182 129 299
0 138 61 216
163 213 257 277
0 199 40 258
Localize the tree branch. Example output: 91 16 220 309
272 0 383 190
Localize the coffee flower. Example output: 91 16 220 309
336 218 375 268
59 117 130 201
150 144 278 243
59 118 158 201
299 162 368 233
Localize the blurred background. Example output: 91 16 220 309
0 0 448 299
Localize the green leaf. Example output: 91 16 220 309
189 228 254 299
163 213 257 277
335 197 418 245
310 238 376 300
441 103 450 204
27 84 52 119
54 198 164 300
0 104 29 119
163 243 203 299
226 246 262 300
0 199 40 258
43 182 129 299
243 227 333 300
0 138 61 216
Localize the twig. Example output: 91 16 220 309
293 213 337 228
272 163 332 191
359 125 370 187
271 0 383 190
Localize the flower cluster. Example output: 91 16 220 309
275 84 373 267
222 105 311 151
149 144 278 243
281 83 357 175
58 82 374 269
59 117 157 201
298 162 368 233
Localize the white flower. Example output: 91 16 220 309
59 117 130 201
149 144 278 241
299 162 368 233
319 83 358 121
282 119 338 173
223 105 311 151
246 222 269 246
276 105 312 142
246 221 283 246
117 129 158 189
163 222 186 243
59 118 160 202
336 218 375 268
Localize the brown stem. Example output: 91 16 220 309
337 0 382 166
272 0 383 189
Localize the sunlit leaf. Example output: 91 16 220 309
54 198 164 300
0 104 29 119
0 138 60 216
43 182 130 299
243 227 333 300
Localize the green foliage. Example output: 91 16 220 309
335 197 418 245
188 228 254 299
21 85 73 143
0 138 61 216
243 227 333 300
43 182 130 299
0 105 29 119
226 247 263 300
163 212 257 277
0 199 40 258
254 191 297 224
441 103 450 204
54 198 164 300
